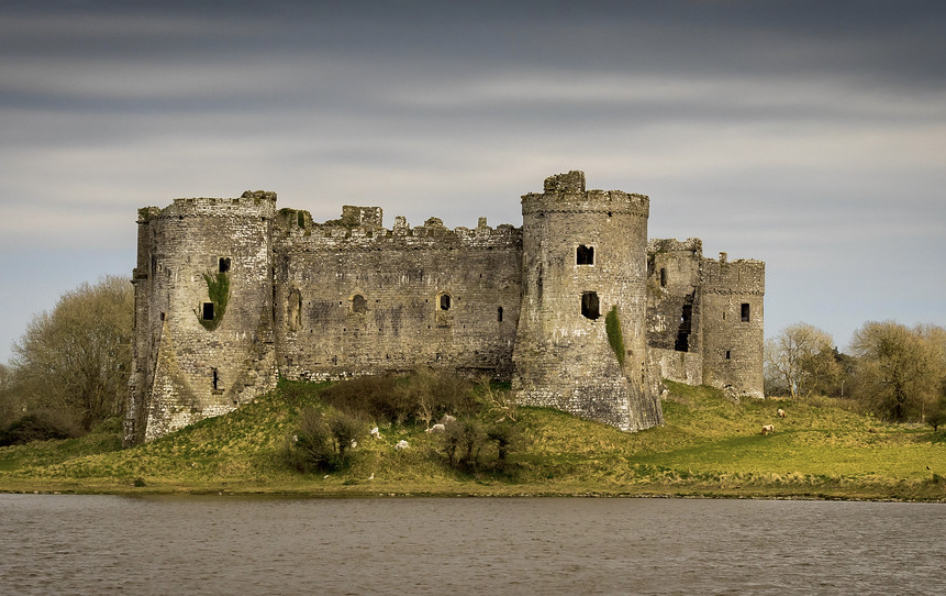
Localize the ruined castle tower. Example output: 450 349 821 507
511 172 663 431
125 193 279 444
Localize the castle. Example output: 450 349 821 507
125 171 764 444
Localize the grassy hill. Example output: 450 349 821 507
1 379 944 500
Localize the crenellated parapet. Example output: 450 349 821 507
274 207 522 252
522 172 649 219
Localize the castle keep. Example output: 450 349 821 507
125 171 764 444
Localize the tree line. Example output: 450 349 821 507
765 322 946 427
1 276 944 444
0 276 132 442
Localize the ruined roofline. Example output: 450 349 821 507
136 190 278 223
702 251 766 267
647 238 703 255
275 205 522 248
521 170 650 217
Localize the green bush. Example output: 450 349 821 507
0 410 82 446
318 369 475 426
285 407 365 473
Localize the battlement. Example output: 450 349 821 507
648 238 703 256
275 206 521 250
702 256 765 295
138 191 278 223
522 171 649 218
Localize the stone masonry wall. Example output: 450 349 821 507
272 209 522 381
700 254 765 398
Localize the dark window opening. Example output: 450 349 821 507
352 294 367 314
497 306 503 322
212 368 220 390
440 294 451 311
159 312 166 321
741 303 750 322
218 257 231 273
725 350 732 360
202 302 214 320
675 304 692 352
581 291 600 320
576 245 594 265
660 268 667 287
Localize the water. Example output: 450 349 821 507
1 495 944 595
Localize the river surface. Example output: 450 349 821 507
1 495 944 595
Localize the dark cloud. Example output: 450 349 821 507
1 0 945 360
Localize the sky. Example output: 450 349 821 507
1 0 944 363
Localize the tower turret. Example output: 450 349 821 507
512 171 663 431
125 191 279 444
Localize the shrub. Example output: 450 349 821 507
285 407 365 473
442 418 487 470
486 421 522 463
318 370 475 426
0 410 82 446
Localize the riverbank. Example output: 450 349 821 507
2 380 944 500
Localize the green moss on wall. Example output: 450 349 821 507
198 272 230 331
605 305 626 368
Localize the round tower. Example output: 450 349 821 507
126 191 279 444
512 171 663 431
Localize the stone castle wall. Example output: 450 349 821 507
272 209 522 381
126 171 765 444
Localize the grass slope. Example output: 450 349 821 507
1 380 944 500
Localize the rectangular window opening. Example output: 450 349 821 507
725 350 732 360
218 257 231 273
674 304 692 352
212 368 220 390
581 291 600 320
741 303 750 322
576 245 594 266
202 302 215 320
497 306 503 322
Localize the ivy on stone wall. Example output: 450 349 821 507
605 305 626 368
199 271 230 331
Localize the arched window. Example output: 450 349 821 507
352 294 368 314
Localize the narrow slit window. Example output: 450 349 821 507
440 294 451 311
660 268 667 287
218 257 231 273
580 291 600 320
202 302 214 320
576 245 594 265
725 350 732 360
497 306 503 322
212 368 220 390
741 303 750 322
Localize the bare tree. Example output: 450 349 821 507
765 323 839 397
850 321 941 421
11 276 133 429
